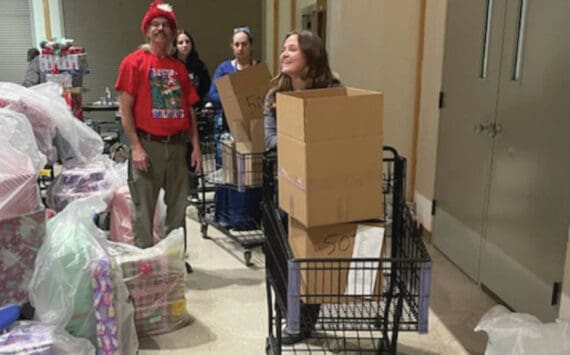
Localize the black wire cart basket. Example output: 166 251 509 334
262 146 432 354
191 112 265 266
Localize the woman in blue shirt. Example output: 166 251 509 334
206 26 258 165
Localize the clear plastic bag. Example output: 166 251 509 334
30 83 104 167
0 321 95 355
29 196 139 355
0 144 42 221
0 82 58 163
109 186 165 245
475 305 570 355
46 156 124 212
0 82 104 166
108 228 190 336
0 107 46 172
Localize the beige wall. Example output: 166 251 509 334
561 236 570 320
416 0 446 200
326 0 420 176
62 0 262 103
413 0 447 230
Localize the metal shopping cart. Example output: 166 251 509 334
262 146 432 354
191 113 265 266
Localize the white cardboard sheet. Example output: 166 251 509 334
345 224 385 296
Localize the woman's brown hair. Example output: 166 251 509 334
266 30 334 111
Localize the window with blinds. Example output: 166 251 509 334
0 0 34 84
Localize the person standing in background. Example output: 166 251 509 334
205 26 257 165
173 29 211 203
22 48 41 87
173 30 211 107
115 0 201 249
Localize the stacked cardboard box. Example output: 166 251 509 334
276 87 385 301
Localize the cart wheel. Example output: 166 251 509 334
201 222 209 238
244 250 253 266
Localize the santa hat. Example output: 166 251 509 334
141 0 177 35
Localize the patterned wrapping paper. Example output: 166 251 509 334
0 209 46 304
109 186 161 245
0 171 42 221
50 167 111 212
0 323 54 355
120 254 170 335
91 258 120 355
165 273 187 325
117 252 187 336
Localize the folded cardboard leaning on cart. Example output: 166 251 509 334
215 63 271 154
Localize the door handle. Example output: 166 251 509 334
480 0 494 79
491 122 503 137
474 122 503 137
474 121 493 135
512 0 528 81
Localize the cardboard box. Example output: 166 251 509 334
236 142 263 188
215 64 272 153
288 217 385 303
277 87 383 227
221 140 237 185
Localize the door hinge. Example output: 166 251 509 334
438 91 445 109
551 282 562 305
431 200 437 215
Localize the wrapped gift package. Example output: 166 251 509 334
0 321 95 355
0 83 59 162
0 209 46 304
29 197 139 354
109 186 161 246
0 168 42 221
123 255 170 335
48 165 113 212
110 230 189 336
91 259 120 355
117 250 186 335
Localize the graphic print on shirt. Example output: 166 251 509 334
149 68 185 119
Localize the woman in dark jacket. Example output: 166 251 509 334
173 30 211 107
173 30 211 204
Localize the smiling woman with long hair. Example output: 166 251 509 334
264 30 339 150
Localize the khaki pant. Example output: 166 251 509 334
128 136 189 248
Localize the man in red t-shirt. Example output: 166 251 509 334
115 0 201 249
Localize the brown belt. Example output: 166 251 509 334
137 129 186 144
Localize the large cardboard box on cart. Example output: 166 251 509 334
288 217 386 303
215 63 271 154
277 87 384 227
